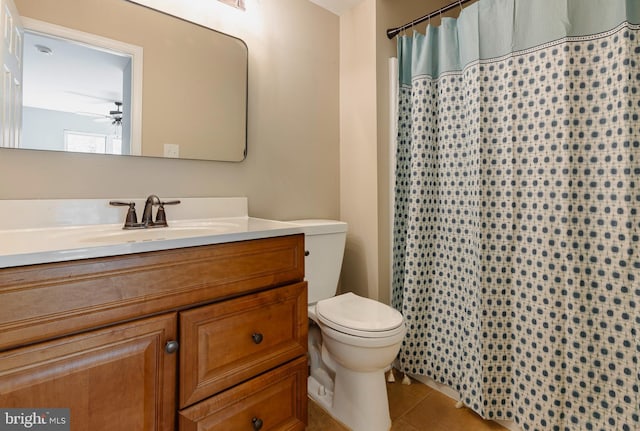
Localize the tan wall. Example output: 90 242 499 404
0 0 340 222
339 0 379 300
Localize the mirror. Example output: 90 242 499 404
9 0 247 161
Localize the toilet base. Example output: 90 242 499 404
308 375 335 415
307 364 392 431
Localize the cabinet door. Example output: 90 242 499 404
179 357 307 431
0 313 177 431
180 282 307 407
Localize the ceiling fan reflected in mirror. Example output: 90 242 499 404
108 102 123 138
109 101 123 126
77 101 123 125
75 101 123 138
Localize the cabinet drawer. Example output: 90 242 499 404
180 282 307 407
178 357 307 431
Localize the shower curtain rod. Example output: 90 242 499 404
386 0 475 39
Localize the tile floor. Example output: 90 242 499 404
307 371 507 431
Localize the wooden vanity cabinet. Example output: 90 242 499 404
0 314 177 431
0 234 307 431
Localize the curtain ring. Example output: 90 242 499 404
407 19 416 36
402 23 409 38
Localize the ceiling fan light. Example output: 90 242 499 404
34 44 53 55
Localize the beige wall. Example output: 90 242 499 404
0 0 340 222
339 0 378 299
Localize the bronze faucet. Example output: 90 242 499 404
141 195 161 226
110 195 181 229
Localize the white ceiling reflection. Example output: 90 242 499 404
22 31 129 118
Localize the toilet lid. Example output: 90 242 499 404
316 292 404 337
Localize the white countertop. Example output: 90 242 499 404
0 198 304 268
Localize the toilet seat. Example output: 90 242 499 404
316 292 404 338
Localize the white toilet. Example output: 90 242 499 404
291 220 406 431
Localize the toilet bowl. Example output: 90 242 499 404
290 220 406 431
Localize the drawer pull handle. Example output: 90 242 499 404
165 340 179 354
251 332 264 344
251 417 263 430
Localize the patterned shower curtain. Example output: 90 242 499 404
392 0 640 430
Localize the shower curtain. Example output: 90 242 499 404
392 0 640 430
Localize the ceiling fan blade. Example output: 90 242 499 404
76 111 109 118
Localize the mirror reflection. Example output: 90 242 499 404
22 27 137 156
6 0 248 161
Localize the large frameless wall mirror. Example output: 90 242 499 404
3 0 248 161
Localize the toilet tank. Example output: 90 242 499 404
289 219 347 305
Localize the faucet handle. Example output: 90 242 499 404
155 204 168 226
154 200 180 227
161 200 181 206
109 201 139 229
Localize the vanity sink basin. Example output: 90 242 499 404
80 225 238 244
71 219 246 244
33 219 246 247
